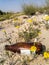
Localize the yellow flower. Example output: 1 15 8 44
38 32 41 35
44 52 48 58
30 46 37 52
44 52 49 59
2 30 6 33
47 53 49 58
45 16 49 21
43 15 49 21
27 19 33 23
15 26 20 28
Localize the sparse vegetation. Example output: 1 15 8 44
18 24 40 42
22 0 49 15
22 4 37 15
0 10 14 21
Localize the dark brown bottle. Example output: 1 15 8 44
5 42 43 54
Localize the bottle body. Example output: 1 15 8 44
5 42 43 54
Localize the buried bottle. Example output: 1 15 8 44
5 42 43 54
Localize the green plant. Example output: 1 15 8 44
22 4 37 15
18 24 40 42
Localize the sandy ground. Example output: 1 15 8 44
39 27 49 50
0 15 49 65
